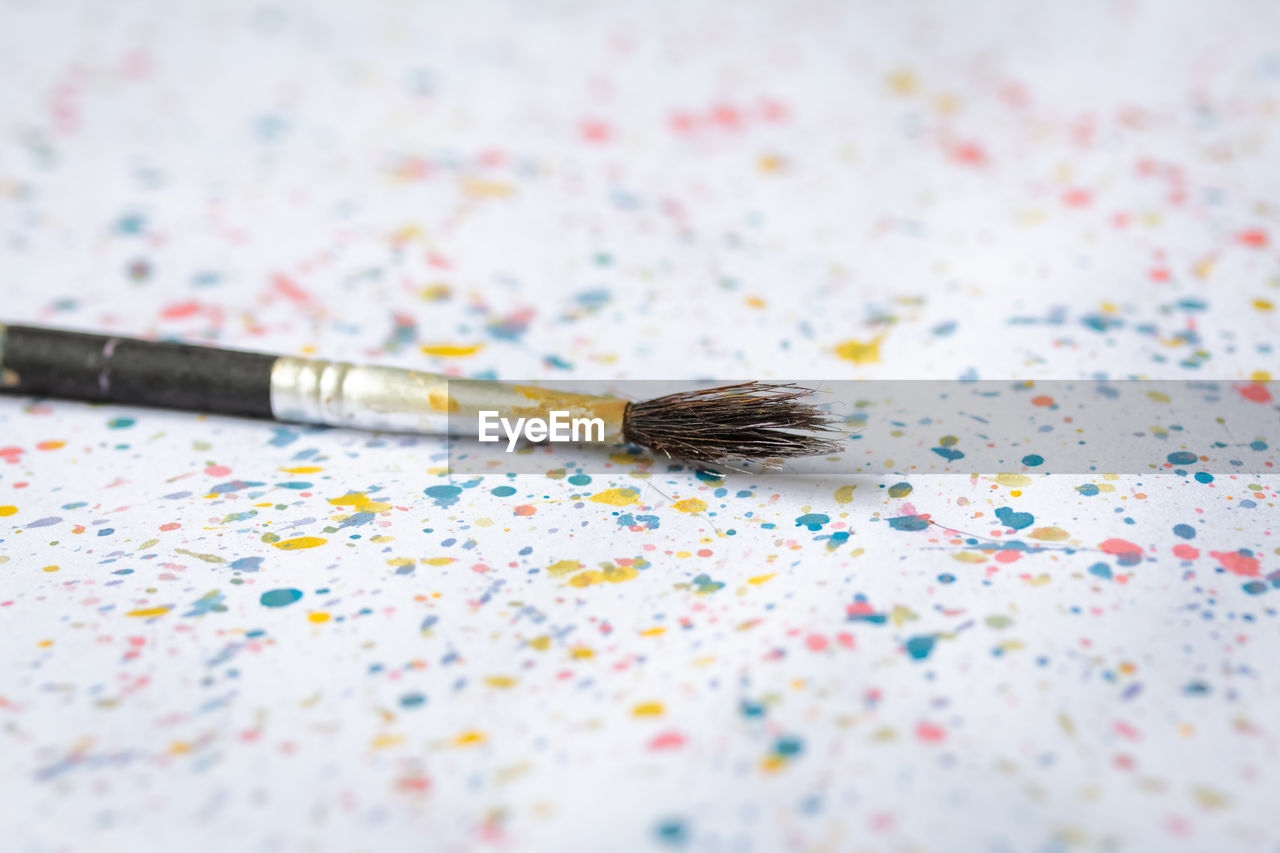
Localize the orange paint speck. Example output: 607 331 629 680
1031 395 1054 407
513 504 536 517
36 441 65 451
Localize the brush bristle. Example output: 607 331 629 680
623 382 845 467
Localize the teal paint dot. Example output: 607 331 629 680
1194 472 1213 483
567 474 592 486
1088 562 1112 580
1167 451 1197 465
774 735 804 756
654 819 688 846
108 417 135 429
795 513 829 531
994 506 1034 530
490 485 517 497
1076 484 1100 496
905 634 936 660
888 515 929 531
400 692 427 709
887 482 912 498
260 588 303 607
1021 453 1044 466
424 485 462 507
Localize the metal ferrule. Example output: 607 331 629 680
269 356 628 440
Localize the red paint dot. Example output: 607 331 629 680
1063 188 1092 207
580 119 612 143
1238 228 1269 248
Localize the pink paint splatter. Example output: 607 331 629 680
1209 550 1260 577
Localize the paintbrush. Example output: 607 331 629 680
0 323 844 466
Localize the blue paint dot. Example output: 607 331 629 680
1076 484 1100 496
1194 472 1214 483
937 573 955 584
1167 451 1197 465
1021 454 1044 466
400 692 427 709
1173 524 1196 539
490 485 516 497
1088 562 1112 580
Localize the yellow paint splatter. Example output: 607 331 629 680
420 343 483 357
995 473 1031 487
567 563 640 587
423 557 455 566
748 573 776 585
640 626 666 637
282 466 323 474
834 336 883 364
673 498 707 513
372 733 405 749
632 701 664 717
0 505 17 517
484 675 517 688
570 647 595 659
1029 526 1070 541
453 730 487 746
833 485 856 504
528 635 551 650
126 606 171 618
588 488 640 507
546 559 584 577
461 177 514 198
308 612 331 623
887 69 918 95
42 565 59 573
952 552 987 563
274 536 327 550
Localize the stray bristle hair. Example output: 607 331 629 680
623 382 845 467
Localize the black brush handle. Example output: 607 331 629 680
0 324 277 418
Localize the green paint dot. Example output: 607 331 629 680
887 481 912 498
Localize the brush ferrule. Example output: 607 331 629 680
270 357 453 434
